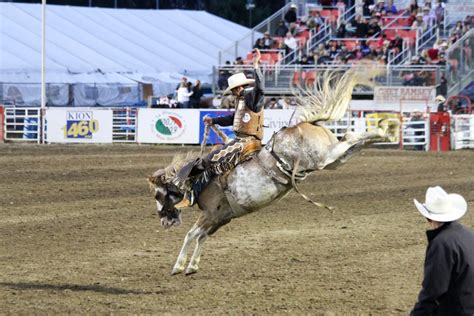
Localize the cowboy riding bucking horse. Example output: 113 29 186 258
171 48 265 206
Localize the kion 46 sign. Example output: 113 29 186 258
63 111 99 139
46 108 113 143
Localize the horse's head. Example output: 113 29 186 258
148 169 183 228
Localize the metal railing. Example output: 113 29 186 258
445 29 474 96
218 2 293 64
213 64 443 95
4 107 40 142
451 114 474 150
402 117 429 151
112 108 136 142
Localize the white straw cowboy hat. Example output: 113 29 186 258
435 95 446 103
414 186 467 222
223 73 255 95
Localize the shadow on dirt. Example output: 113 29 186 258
0 282 162 295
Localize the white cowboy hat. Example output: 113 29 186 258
414 186 467 222
223 73 255 95
435 95 446 102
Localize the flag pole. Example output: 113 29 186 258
40 0 46 144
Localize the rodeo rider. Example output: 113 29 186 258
411 186 474 315
172 48 265 205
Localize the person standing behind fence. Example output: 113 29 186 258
176 82 193 108
189 80 203 109
411 186 474 316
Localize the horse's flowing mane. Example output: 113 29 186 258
149 151 200 185
292 68 380 124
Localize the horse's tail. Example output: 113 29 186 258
292 67 383 124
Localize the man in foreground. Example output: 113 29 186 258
411 186 474 315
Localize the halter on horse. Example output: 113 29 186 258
148 69 397 275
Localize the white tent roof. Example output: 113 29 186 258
0 3 251 78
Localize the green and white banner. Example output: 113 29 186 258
137 109 200 144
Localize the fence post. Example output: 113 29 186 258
0 105 4 143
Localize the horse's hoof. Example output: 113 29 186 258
185 267 198 275
171 267 184 275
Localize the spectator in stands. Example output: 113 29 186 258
363 0 374 17
317 51 332 64
435 95 446 112
218 61 232 90
284 4 298 25
314 43 326 56
284 32 298 55
176 82 193 108
437 53 446 66
298 55 311 65
355 17 369 38
386 0 398 14
262 32 274 49
410 186 474 315
253 38 265 50
409 0 419 14
307 51 316 64
189 80 203 109
436 74 447 98
422 7 436 30
265 97 282 109
336 20 348 38
412 13 427 32
390 34 403 52
347 15 359 36
175 77 187 94
367 18 382 37
308 11 325 30
434 0 445 27
275 20 289 37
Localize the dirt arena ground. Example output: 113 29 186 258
0 144 473 314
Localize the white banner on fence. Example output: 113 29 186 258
262 109 294 144
374 86 436 103
137 109 200 144
46 108 113 143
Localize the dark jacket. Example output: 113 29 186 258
284 9 297 24
189 86 203 108
212 68 264 127
411 221 474 316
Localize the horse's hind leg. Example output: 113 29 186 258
319 120 389 169
171 223 203 275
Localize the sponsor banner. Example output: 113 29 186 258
199 110 234 144
137 109 200 144
374 86 436 103
46 108 113 143
262 109 294 144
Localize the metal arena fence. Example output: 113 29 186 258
3 106 471 151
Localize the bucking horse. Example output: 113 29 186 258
148 69 396 275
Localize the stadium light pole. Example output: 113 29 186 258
246 0 255 28
40 0 46 144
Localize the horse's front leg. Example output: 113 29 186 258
171 223 202 275
185 233 208 275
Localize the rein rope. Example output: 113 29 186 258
200 122 230 156
269 128 334 211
